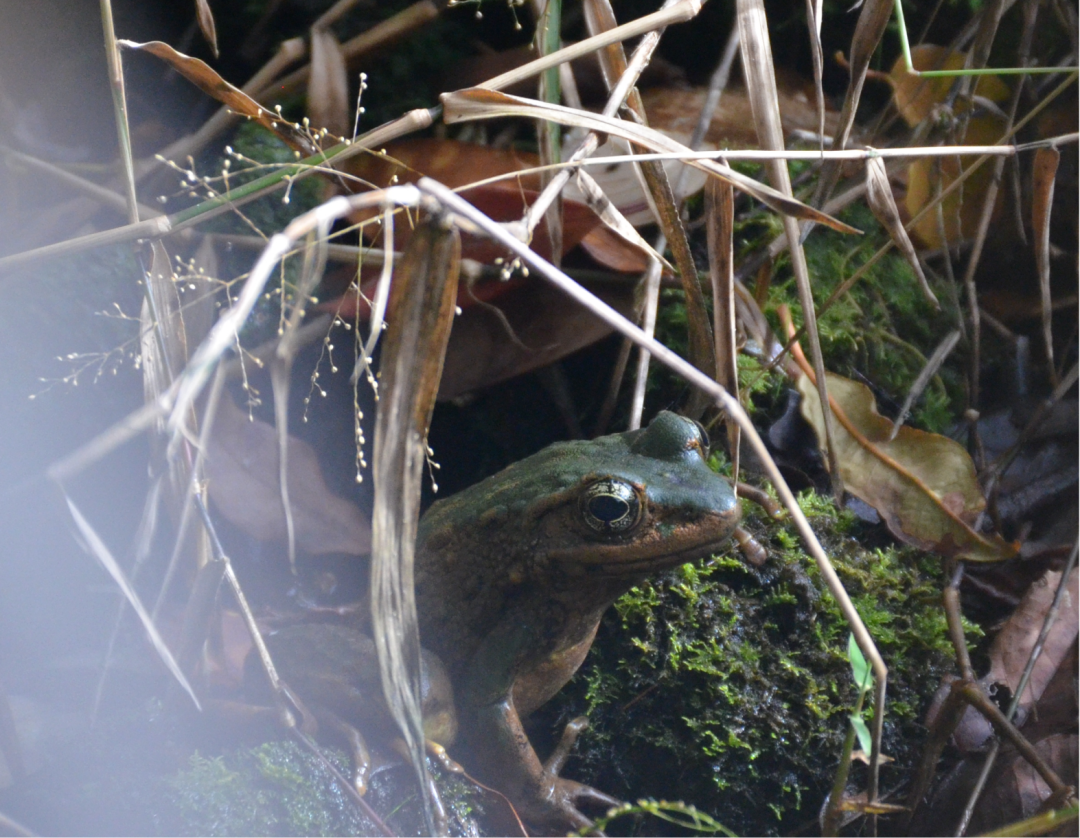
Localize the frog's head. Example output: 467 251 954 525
419 411 740 582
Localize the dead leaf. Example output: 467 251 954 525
971 734 1079 834
194 0 219 59
204 393 371 556
344 138 650 270
793 353 1018 562
119 40 319 157
905 113 1007 248
1032 147 1061 381
888 45 1011 128
308 27 350 139
641 82 840 149
865 155 937 307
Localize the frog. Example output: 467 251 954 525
247 410 740 834
414 410 741 832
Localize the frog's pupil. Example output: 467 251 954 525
581 479 640 534
589 494 628 524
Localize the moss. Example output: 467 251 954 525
538 492 976 836
163 739 484 837
770 202 965 433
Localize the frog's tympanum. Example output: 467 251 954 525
250 411 739 833
414 410 740 831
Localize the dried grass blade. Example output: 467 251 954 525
371 218 461 835
119 40 319 156
194 0 219 58
864 155 938 307
99 0 140 225
706 178 740 476
584 0 716 409
477 0 703 92
889 329 961 441
535 0 564 266
309 27 350 138
736 0 845 502
1032 146 1060 385
804 0 826 146
574 169 671 269
814 0 892 205
64 494 200 710
441 88 861 233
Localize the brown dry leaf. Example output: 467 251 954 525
905 113 1007 248
194 0 219 59
308 27 350 139
794 360 1018 562
987 568 1077 720
973 734 1079 833
119 40 319 157
642 81 840 146
888 45 1011 128
204 393 371 556
345 138 650 269
438 275 637 400
1032 147 1061 380
953 569 1078 753
864 155 937 306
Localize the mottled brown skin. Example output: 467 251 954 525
415 411 741 832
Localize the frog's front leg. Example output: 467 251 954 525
461 618 619 833
469 697 618 833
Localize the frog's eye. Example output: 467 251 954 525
690 419 710 456
580 479 642 535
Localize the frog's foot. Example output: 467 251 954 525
526 717 621 835
390 737 452 836
316 707 373 796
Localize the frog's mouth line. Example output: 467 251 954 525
587 536 736 576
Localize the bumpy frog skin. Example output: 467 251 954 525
415 411 741 832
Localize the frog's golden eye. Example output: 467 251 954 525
580 479 642 535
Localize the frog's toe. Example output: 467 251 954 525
567 781 620 810
543 716 589 777
541 777 622 835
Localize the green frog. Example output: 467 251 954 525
256 411 740 833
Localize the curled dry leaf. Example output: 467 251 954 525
194 0 219 59
308 27 350 139
793 353 1018 562
204 393 371 556
119 40 320 157
864 155 937 307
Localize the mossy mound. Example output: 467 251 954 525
537 492 974 836
164 739 482 837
